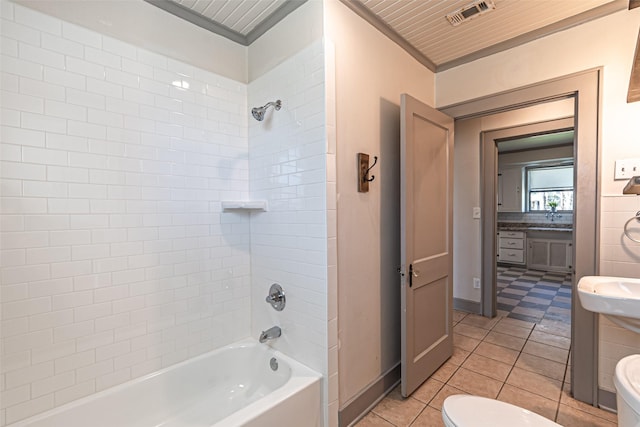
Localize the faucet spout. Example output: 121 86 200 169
259 326 281 343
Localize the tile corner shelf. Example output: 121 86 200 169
221 201 268 212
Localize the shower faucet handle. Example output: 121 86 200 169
265 283 286 311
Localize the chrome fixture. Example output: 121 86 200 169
270 357 279 371
623 176 640 195
251 100 281 121
624 211 640 243
259 326 281 343
546 209 562 222
265 283 286 311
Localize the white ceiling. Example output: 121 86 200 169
147 0 629 71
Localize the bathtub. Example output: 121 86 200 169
11 339 322 427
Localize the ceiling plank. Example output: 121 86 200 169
438 0 627 72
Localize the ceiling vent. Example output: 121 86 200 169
446 0 496 26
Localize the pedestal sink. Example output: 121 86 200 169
577 275 640 427
577 276 640 333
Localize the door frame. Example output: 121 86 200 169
481 117 575 317
441 68 601 405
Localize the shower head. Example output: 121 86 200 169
251 100 282 121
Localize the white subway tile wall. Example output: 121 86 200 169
598 194 640 392
248 39 329 417
0 2 253 424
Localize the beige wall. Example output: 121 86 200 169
324 0 435 407
438 7 640 394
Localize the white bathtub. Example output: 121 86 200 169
11 339 322 427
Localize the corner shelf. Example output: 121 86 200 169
221 200 268 212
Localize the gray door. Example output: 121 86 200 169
400 94 454 397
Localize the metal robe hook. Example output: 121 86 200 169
364 156 378 182
358 153 378 193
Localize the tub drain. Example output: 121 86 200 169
270 357 278 371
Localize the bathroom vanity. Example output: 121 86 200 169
498 223 573 273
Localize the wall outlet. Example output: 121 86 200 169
472 207 481 219
615 159 640 180
473 277 481 289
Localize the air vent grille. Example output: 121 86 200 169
446 0 496 26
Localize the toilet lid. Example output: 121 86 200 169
615 354 640 414
442 395 561 427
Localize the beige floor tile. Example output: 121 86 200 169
452 310 467 323
428 384 467 411
497 383 559 421
497 316 535 331
453 333 480 352
372 386 426 427
492 321 533 339
453 323 489 340
483 330 526 351
474 341 519 365
430 359 459 383
529 330 571 350
536 319 571 338
497 309 510 317
449 346 470 366
506 367 562 401
556 404 617 426
459 313 501 330
409 406 445 427
355 412 396 427
522 340 569 364
560 387 618 423
446 367 503 399
462 353 513 382
412 378 445 404
515 353 566 381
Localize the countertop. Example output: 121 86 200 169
498 222 573 232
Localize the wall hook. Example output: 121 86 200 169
364 156 378 182
358 153 378 192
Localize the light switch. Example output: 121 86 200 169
615 159 640 180
472 207 481 219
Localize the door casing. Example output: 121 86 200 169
441 68 601 405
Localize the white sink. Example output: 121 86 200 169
577 276 640 333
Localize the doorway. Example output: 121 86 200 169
441 69 601 405
482 117 575 322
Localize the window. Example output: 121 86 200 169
527 165 574 211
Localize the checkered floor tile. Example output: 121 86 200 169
497 266 572 324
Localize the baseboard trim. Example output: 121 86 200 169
453 297 481 314
598 388 617 412
338 363 401 427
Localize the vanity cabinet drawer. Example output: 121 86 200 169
500 231 524 239
499 237 524 249
499 248 525 263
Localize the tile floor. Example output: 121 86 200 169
354 310 617 427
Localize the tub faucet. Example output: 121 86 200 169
259 326 281 343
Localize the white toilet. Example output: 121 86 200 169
615 354 640 427
442 395 561 427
